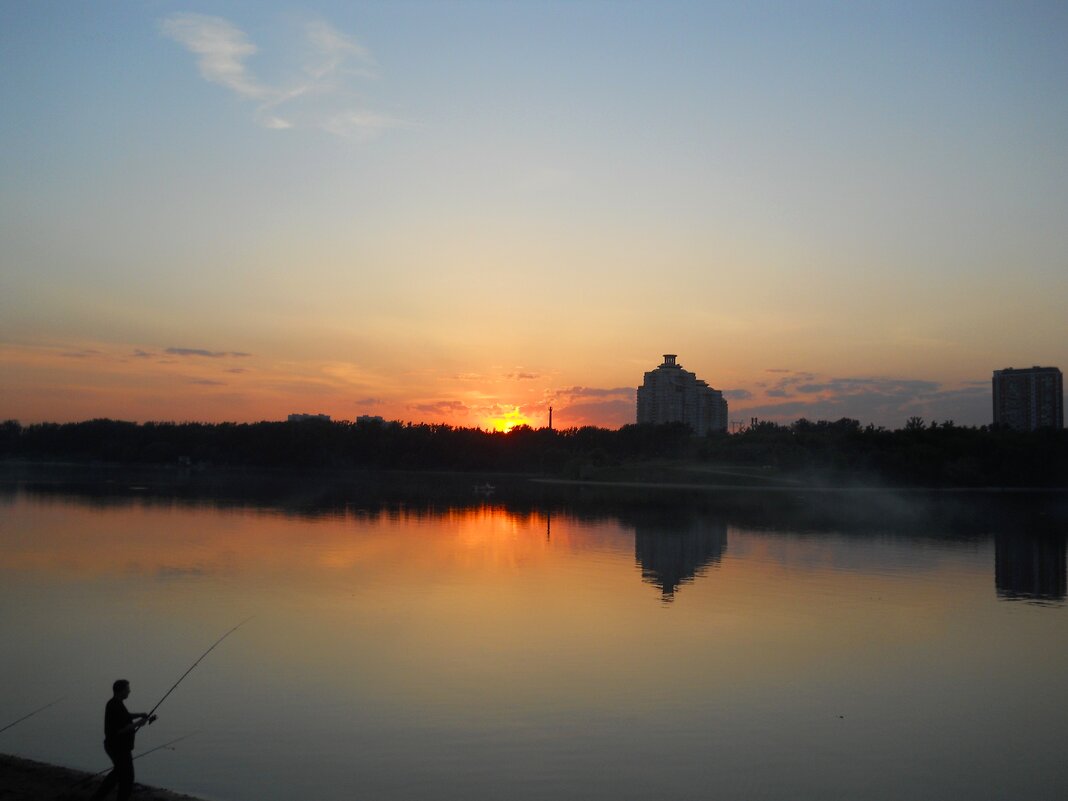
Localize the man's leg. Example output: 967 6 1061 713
90 744 122 800
90 768 119 800
113 748 135 801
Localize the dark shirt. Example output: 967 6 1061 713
104 697 135 751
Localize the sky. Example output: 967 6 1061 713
2 1 1067 431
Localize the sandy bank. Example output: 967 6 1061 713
0 753 206 800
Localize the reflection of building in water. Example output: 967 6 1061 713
995 531 1067 602
634 518 727 601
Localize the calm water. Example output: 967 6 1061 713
1 469 1066 801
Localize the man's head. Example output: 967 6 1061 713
112 679 130 699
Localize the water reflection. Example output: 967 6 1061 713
5 463 1068 607
995 530 1067 602
632 515 727 601
2 467 1068 801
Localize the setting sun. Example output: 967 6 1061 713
486 407 530 433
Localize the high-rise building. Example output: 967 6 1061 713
992 366 1063 431
636 354 728 434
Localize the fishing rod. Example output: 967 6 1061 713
69 732 198 793
140 616 253 728
131 731 197 763
0 697 64 736
67 620 249 798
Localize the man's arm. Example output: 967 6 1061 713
121 713 158 734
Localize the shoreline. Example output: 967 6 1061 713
0 752 206 801
531 477 1068 493
3 458 1066 494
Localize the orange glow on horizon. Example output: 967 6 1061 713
485 406 530 433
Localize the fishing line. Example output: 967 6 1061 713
0 697 64 736
131 731 197 763
67 732 198 793
142 616 253 726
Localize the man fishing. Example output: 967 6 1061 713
90 679 156 801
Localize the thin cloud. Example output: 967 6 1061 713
60 349 101 359
189 378 226 386
723 389 752 401
760 371 821 398
165 347 251 358
162 13 399 138
321 110 402 140
554 386 634 401
411 400 469 416
304 19 375 79
557 399 635 428
161 14 269 99
736 374 991 428
538 386 637 428
157 565 208 579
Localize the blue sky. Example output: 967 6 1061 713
2 1 1066 428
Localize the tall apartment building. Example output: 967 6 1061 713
992 366 1063 431
636 354 728 435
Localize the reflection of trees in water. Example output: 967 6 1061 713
995 531 1067 602
632 516 727 602
7 462 1067 534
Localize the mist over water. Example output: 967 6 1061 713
1 467 1066 801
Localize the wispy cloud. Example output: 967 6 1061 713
545 386 635 428
733 371 991 427
411 400 469 417
157 565 209 579
553 386 634 401
304 19 375 80
560 399 635 428
61 349 102 359
165 347 251 358
321 110 400 140
723 389 752 401
161 14 400 138
160 14 269 99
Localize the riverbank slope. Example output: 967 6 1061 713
0 753 206 800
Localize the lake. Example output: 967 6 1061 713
1 466 1066 801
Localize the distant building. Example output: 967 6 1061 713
356 415 385 426
636 354 728 434
288 413 331 423
992 367 1063 431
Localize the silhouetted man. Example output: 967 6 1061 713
90 679 156 801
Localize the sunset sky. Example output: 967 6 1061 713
2 2 1066 430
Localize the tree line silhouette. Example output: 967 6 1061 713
1 416 1065 487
